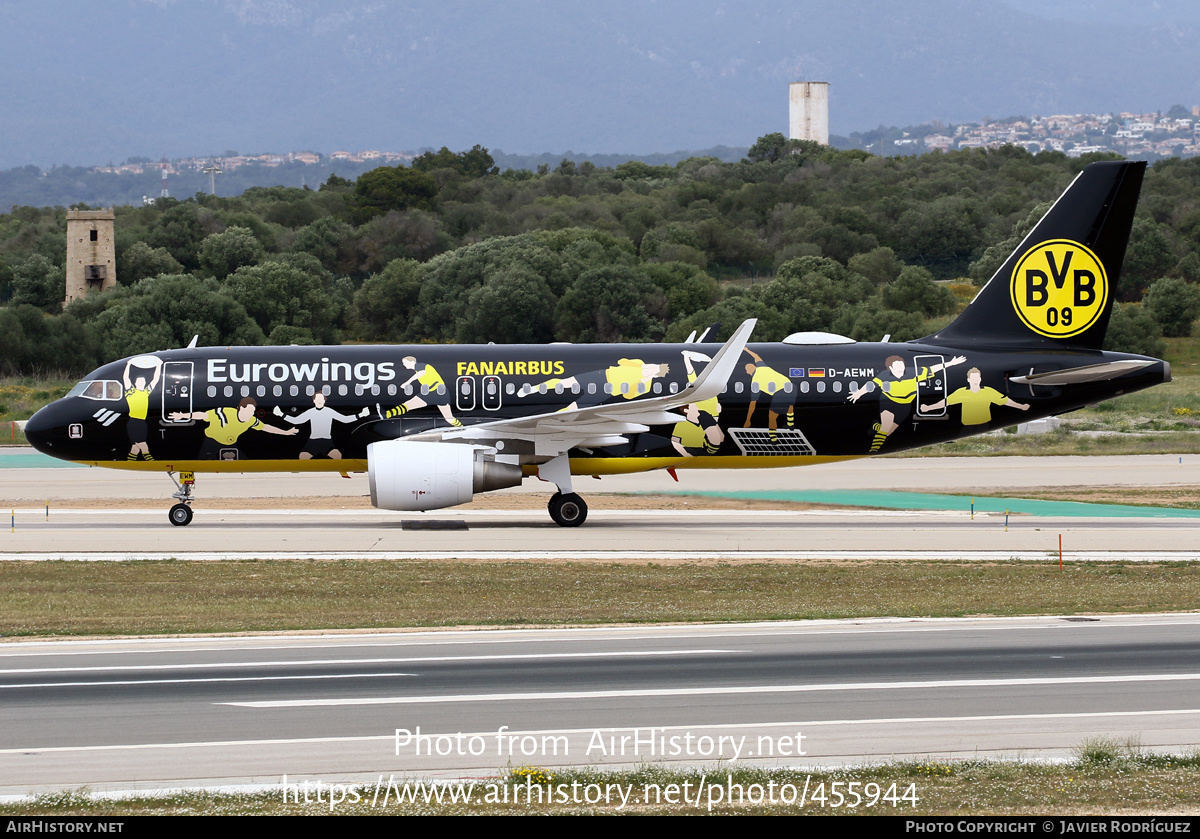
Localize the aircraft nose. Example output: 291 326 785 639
23 407 55 454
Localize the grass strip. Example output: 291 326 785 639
5 745 1200 815
2 559 1199 638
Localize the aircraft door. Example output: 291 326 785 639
161 361 194 425
482 375 502 411
913 354 947 418
456 376 477 412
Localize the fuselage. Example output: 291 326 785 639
24 338 1170 476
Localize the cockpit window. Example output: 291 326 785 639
71 380 123 401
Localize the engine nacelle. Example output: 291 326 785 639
367 440 523 511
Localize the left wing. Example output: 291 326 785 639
407 319 757 457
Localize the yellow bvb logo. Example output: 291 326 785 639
1009 239 1108 338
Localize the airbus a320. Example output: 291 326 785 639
25 161 1168 527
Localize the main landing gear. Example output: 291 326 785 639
167 471 196 527
548 492 587 527
538 454 588 527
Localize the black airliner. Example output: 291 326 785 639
25 161 1169 527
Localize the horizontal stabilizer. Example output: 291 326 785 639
1009 359 1155 386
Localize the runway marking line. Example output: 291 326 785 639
224 672 1200 708
0 648 734 676
5 710 1200 756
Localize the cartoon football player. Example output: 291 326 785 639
848 354 966 452
520 359 670 411
681 350 724 452
742 348 795 440
924 367 1030 426
123 355 162 461
378 356 462 428
274 390 368 459
670 403 714 457
171 397 297 460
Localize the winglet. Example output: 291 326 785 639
676 318 756 405
186 335 199 350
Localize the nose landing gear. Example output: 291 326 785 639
167 471 196 527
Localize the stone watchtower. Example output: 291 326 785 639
65 208 116 305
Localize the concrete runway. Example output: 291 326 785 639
3 450 1200 500
3 452 1199 558
4 507 1200 558
1 615 1198 795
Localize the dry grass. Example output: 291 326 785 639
2 559 1199 638
6 753 1200 815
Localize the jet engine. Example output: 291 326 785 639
367 440 523 511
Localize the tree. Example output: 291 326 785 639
745 133 821 164
831 306 927 343
351 259 425 342
198 226 265 280
292 217 357 276
1122 219 1177 300
968 202 1051 285
119 242 183 285
458 267 556 343
412 145 498 178
146 203 208 268
754 256 873 332
554 265 664 343
9 254 63 312
0 306 100 375
224 259 337 343
1144 277 1200 337
1103 303 1166 357
352 166 438 224
90 275 264 358
880 266 957 316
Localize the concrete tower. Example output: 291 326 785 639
64 209 116 306
789 81 829 146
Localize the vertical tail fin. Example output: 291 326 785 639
930 160 1146 350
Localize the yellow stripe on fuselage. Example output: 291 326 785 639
79 454 860 476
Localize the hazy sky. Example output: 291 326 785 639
1 0 1196 168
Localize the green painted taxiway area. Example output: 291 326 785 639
0 452 81 468
665 489 1200 519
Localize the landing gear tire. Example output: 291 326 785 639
169 503 193 527
548 492 587 527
